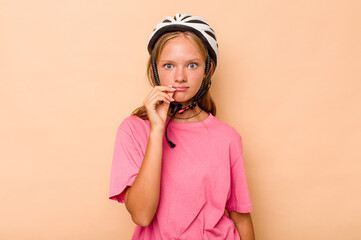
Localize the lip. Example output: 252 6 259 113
173 86 189 91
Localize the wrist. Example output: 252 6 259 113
150 127 165 137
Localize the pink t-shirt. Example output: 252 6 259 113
109 112 253 239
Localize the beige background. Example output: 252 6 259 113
1 0 360 239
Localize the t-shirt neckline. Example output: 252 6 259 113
165 112 214 129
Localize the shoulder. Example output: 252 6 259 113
117 115 149 132
115 115 150 144
118 115 146 129
211 116 243 142
211 116 244 157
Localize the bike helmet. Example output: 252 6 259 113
147 13 219 148
148 13 219 66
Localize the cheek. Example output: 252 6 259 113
189 70 205 82
158 70 172 84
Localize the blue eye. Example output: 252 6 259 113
188 63 197 69
164 64 173 69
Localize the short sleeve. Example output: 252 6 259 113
108 120 143 203
226 134 253 213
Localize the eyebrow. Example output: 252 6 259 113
158 58 203 63
188 58 203 62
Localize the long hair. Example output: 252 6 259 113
131 31 217 119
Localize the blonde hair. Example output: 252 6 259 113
131 31 217 119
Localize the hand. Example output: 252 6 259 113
143 85 176 131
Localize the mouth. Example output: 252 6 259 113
173 86 189 91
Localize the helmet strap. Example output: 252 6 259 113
151 49 161 86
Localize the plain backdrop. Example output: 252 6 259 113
1 0 360 239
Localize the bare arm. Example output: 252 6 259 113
123 85 175 227
124 129 164 227
229 211 255 240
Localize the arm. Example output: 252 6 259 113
229 211 255 240
124 129 163 227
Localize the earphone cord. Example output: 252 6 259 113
164 104 181 148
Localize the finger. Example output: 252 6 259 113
150 91 174 103
155 85 177 92
158 91 175 102
151 94 170 105
157 99 170 105
167 91 175 98
157 97 170 105
146 86 176 105
145 86 174 103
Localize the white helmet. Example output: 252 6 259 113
147 13 219 66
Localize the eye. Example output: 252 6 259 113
164 63 173 69
188 63 197 69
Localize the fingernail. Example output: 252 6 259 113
168 85 176 90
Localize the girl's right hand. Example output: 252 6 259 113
143 85 176 132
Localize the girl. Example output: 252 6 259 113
109 13 255 240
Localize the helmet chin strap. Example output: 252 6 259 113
151 49 213 148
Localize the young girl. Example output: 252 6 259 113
109 13 255 240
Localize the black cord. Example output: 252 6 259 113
165 103 182 148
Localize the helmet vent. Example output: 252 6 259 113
185 20 210 26
180 15 191 21
205 30 217 41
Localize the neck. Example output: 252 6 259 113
167 105 206 122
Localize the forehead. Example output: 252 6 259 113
159 35 202 60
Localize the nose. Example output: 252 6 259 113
175 67 186 82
